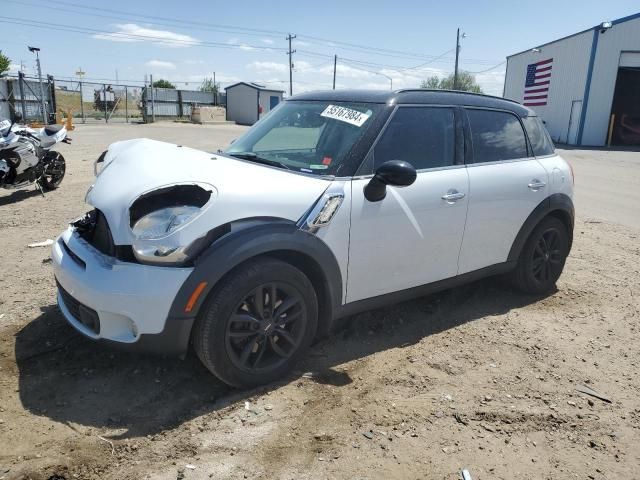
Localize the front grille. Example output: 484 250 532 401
57 281 100 334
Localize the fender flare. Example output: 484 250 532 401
168 218 343 334
507 193 575 262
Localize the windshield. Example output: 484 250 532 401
225 101 382 176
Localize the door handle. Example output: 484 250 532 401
528 179 546 190
441 190 466 202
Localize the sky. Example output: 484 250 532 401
1 0 638 97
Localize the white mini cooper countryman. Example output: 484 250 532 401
52 90 574 387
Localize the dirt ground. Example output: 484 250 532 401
1 123 639 480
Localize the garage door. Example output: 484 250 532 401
610 64 640 146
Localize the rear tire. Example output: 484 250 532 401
511 216 569 294
192 257 318 388
40 152 66 190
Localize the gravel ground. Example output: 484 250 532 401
0 123 639 480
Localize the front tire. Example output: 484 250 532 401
192 257 318 388
511 216 569 294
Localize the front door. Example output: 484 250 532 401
347 106 469 303
457 108 549 274
270 95 280 110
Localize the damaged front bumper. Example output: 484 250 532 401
52 226 195 355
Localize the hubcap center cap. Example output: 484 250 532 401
263 322 275 335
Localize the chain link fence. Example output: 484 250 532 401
142 86 225 121
0 73 55 123
2 74 227 124
53 79 144 123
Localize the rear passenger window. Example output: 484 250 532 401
466 109 528 163
373 107 455 170
523 116 555 156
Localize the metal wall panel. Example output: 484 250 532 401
181 90 215 103
151 88 179 102
142 87 224 118
0 81 9 119
582 16 640 145
145 102 180 116
226 83 258 125
504 30 592 144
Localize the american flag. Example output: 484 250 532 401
523 58 553 106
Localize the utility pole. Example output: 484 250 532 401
28 46 47 123
333 54 337 90
213 71 217 105
76 68 85 123
454 28 460 90
150 74 155 123
454 28 466 90
286 33 296 96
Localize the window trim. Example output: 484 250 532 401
462 106 534 165
355 104 462 176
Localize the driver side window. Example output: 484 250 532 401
373 107 455 171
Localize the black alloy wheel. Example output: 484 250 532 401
192 257 318 388
511 216 569 294
225 283 307 372
531 227 564 284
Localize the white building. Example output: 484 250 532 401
503 12 640 146
225 82 284 125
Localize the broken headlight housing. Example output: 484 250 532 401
132 206 201 240
129 184 214 265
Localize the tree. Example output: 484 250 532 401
199 77 219 94
420 71 482 93
152 79 175 89
0 50 11 77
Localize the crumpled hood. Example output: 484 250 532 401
87 138 330 244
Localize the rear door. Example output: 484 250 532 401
347 105 469 303
457 108 549 274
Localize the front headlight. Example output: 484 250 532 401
132 205 201 240
131 206 202 265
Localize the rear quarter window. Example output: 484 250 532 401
523 116 555 156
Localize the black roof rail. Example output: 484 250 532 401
394 88 521 105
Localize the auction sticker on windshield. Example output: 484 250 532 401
321 105 371 127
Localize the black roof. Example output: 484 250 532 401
288 89 532 116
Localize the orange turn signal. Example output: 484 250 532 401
185 281 208 313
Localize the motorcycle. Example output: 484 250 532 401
0 112 70 192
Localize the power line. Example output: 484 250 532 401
9 0 503 65
4 0 285 41
0 16 284 51
468 61 507 74
25 0 289 37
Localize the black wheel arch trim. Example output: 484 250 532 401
168 217 343 336
508 193 574 263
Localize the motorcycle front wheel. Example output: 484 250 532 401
40 152 66 190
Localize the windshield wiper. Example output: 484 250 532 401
228 152 291 170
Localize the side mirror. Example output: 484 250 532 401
364 160 417 202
